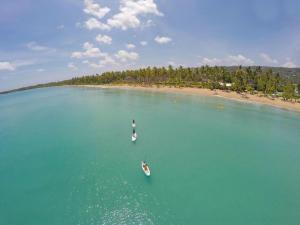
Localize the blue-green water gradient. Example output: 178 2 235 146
0 87 300 225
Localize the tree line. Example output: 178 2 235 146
60 66 300 101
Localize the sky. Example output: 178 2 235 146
1 0 300 91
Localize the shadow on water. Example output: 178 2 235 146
144 175 152 185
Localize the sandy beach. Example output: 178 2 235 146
71 84 300 113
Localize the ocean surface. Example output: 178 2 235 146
1 87 300 225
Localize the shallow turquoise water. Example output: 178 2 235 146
1 87 300 225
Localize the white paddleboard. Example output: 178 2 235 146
141 161 151 176
132 133 137 142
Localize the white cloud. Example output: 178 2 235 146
85 18 110 30
88 62 102 69
76 22 82 28
68 62 78 70
201 57 222 66
0 60 36 71
71 42 117 68
126 43 136 49
57 24 64 30
154 36 172 44
115 50 139 62
83 0 110 19
96 34 112 44
199 54 255 66
144 19 154 27
71 42 107 58
101 55 116 66
107 12 140 30
227 54 255 66
140 41 147 46
0 61 15 71
37 68 45 72
281 58 297 68
88 55 117 68
107 0 163 30
82 0 161 31
259 53 278 64
167 61 176 67
26 42 53 52
12 60 36 67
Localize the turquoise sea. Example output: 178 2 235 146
1 87 300 225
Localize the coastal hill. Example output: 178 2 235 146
1 66 300 101
226 66 300 83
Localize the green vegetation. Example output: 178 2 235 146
1 66 300 101
0 82 64 95
60 66 299 101
282 81 296 100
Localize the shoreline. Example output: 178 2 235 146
69 84 300 113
